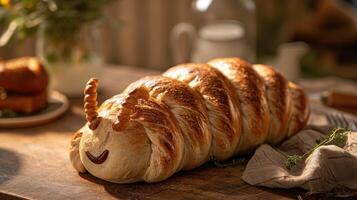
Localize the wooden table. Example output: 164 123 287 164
0 67 352 200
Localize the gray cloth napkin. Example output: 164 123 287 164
242 125 357 197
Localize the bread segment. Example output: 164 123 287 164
208 58 270 153
164 63 241 160
125 76 211 171
252 64 292 144
286 82 310 137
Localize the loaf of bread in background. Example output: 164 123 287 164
0 57 48 114
0 57 48 94
0 91 47 114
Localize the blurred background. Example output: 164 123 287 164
1 0 357 121
0 0 356 76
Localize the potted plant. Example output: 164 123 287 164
0 0 116 97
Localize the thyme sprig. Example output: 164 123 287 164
285 127 351 170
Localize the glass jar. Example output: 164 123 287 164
36 22 103 97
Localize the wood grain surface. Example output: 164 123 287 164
0 67 353 200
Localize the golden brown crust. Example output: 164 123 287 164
71 131 83 141
286 82 310 137
99 89 184 182
132 97 184 180
111 87 150 132
124 76 211 170
0 57 48 94
252 64 292 144
163 63 241 160
208 58 270 153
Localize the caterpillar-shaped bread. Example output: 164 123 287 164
69 57 309 183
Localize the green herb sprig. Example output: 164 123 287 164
285 127 351 170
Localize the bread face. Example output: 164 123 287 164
77 90 186 183
69 57 310 183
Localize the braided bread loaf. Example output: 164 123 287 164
69 57 309 183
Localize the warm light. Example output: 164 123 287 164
0 0 10 7
195 0 213 12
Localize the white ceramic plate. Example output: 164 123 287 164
0 91 69 128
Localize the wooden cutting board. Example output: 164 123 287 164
0 67 351 200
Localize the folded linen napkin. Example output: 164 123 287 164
242 125 357 197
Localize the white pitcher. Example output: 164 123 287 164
171 20 254 64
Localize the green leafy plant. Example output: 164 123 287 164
0 0 115 46
285 127 351 170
